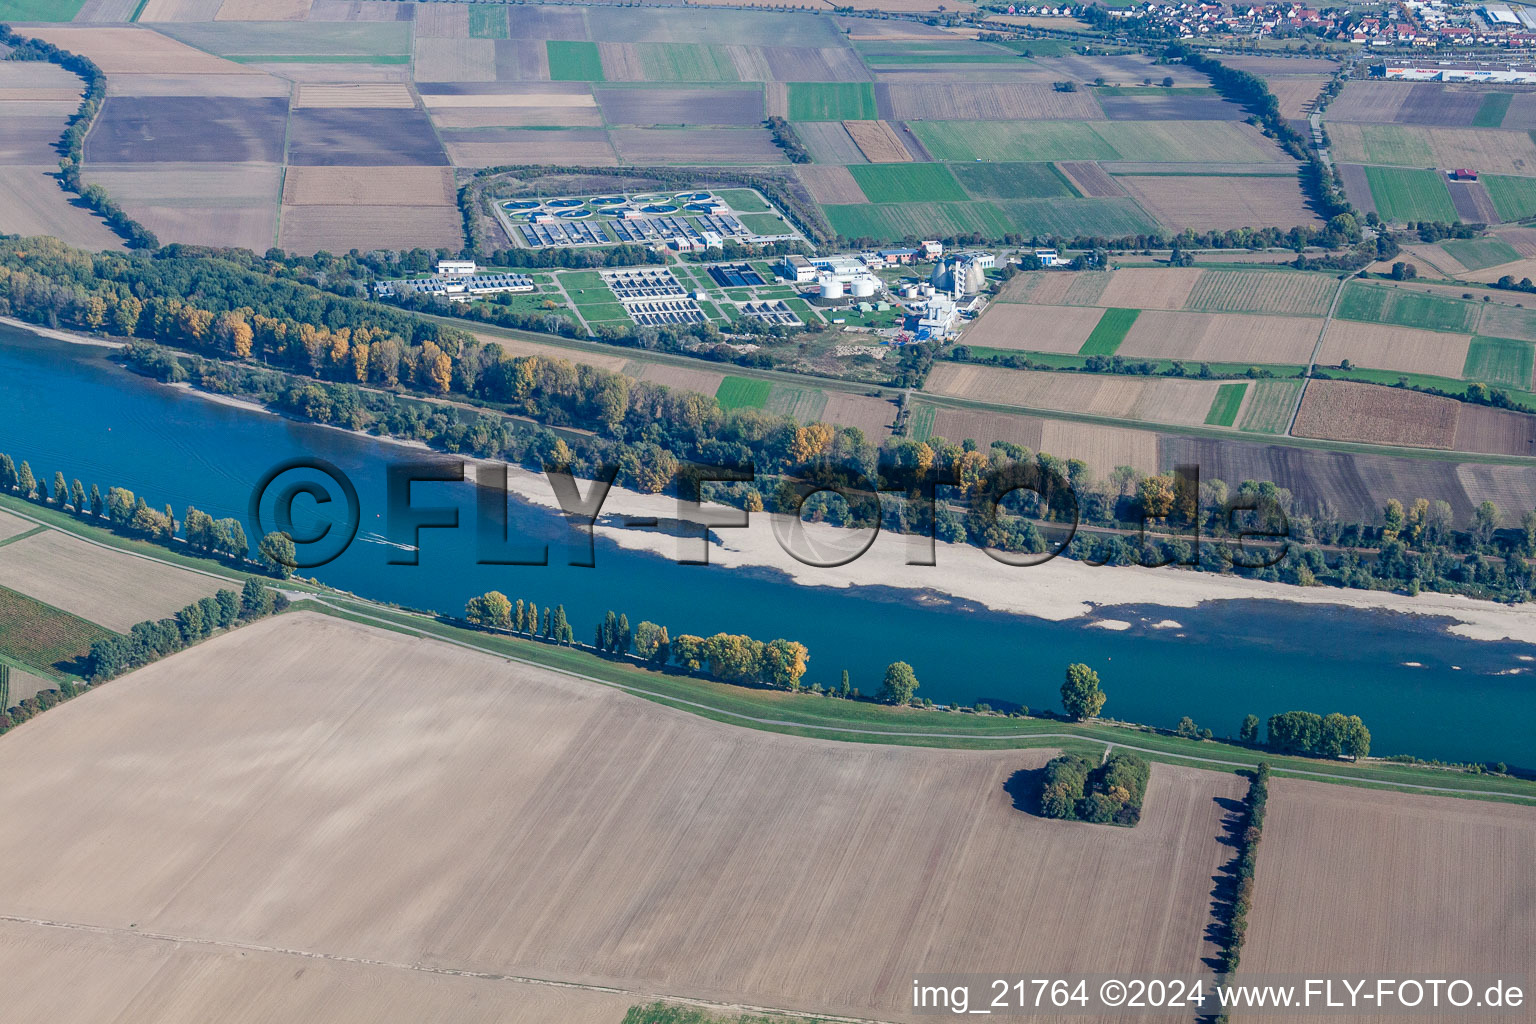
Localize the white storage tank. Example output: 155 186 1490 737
900 284 920 299
819 277 845 300
850 277 877 298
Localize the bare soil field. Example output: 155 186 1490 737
1118 174 1324 232
609 128 785 164
104 73 290 98
0 510 34 542
217 0 313 18
595 86 764 126
794 120 867 164
1452 403 1536 456
291 83 414 108
136 0 223 22
964 302 1104 353
413 37 499 83
444 129 618 167
795 164 866 204
1493 225 1536 257
843 119 913 163
1219 55 1338 76
431 106 605 129
0 530 223 633
1183 270 1338 316
1335 163 1376 217
1317 320 1472 379
1447 179 1500 224
925 363 1225 427
1040 419 1160 473
0 166 126 252
1240 778 1534 1023
413 2 470 37
928 406 1045 449
472 331 631 372
0 921 637 1024
1047 53 1208 87
278 204 463 254
86 97 288 164
0 612 1241 1024
1118 310 1321 365
885 83 1103 121
0 109 88 164
1003 270 1074 305
0 667 55 706
287 107 448 166
1098 93 1245 121
281 165 455 206
1057 160 1125 197
1095 267 1205 310
754 45 872 83
1325 80 1411 123
1292 379 1460 449
307 0 412 19
423 84 601 128
130 203 279 252
1263 75 1330 119
82 161 282 206
626 362 726 396
21 28 261 76
821 392 898 438
509 6 590 39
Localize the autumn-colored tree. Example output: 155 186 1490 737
465 591 513 629
1381 498 1405 543
112 295 142 336
789 423 833 464
1138 474 1176 518
762 638 809 690
83 295 107 330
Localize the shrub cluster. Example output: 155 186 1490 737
1038 750 1150 826
88 579 285 682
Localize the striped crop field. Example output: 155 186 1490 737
1203 382 1248 426
1078 308 1140 356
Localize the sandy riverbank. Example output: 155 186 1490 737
12 318 1536 646
0 316 122 349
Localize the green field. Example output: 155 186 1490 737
717 188 770 213
158 21 408 56
1362 166 1457 224
1353 124 1435 166
547 40 605 82
1336 283 1477 333
468 6 509 38
848 162 968 204
578 303 630 323
1236 379 1302 433
634 42 738 82
0 0 85 18
1204 382 1248 426
0 585 114 676
910 119 1273 164
825 197 1155 243
1473 92 1512 129
906 403 937 442
1462 335 1535 388
1483 175 1536 222
1440 236 1521 271
951 161 1078 200
764 383 829 422
739 213 792 235
787 82 877 121
716 376 772 409
1078 308 1139 356
994 198 1159 238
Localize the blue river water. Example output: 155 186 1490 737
2 325 1533 765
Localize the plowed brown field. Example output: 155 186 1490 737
1292 379 1460 448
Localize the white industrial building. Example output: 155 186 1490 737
1034 248 1061 267
436 260 477 277
1376 60 1536 82
374 271 535 300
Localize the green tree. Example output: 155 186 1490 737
88 483 103 519
1061 663 1106 721
762 638 809 691
258 531 296 578
514 599 526 634
1472 500 1501 548
52 472 67 506
840 669 851 698
214 588 240 629
633 621 670 663
1239 714 1260 743
175 602 204 645
465 591 512 629
70 478 86 513
1381 498 1404 543
0 453 16 491
552 605 569 644
18 461 36 498
880 661 919 705
1176 715 1200 739
671 634 706 672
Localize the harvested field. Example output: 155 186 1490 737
0 511 33 543
135 0 222 22
1293 379 1459 448
1495 225 1536 257
1318 320 1472 378
926 406 1044 449
443 128 617 167
1446 179 1500 225
595 41 739 83
795 120 867 164
1097 92 1245 121
425 86 601 128
473 332 629 372
1118 174 1323 232
1039 419 1159 473
1335 163 1377 218
0 530 224 633
1263 75 1329 119
278 204 462 254
1183 269 1338 316
79 162 282 249
1453 403 1536 456
1235 379 1302 433
70 0 142 21
820 392 897 437
1118 310 1321 365
86 96 287 164
924 363 1226 427
795 164 866 204
1358 124 1536 176
843 119 912 163
1464 257 1536 285
0 166 125 252
0 666 55 706
18 27 262 75
627 362 726 396
1325 80 1410 123
413 37 498 83
1060 272 1111 306
1096 267 1204 311
1056 160 1125 197
999 270 1073 304
583 8 843 47
1477 302 1536 343
287 107 447 166
280 165 455 206
595 86 763 126
291 82 413 108
412 2 469 37
121 204 277 251
492 38 553 83
0 612 1243 1024
153 21 409 57
307 0 411 19
102 72 290 98
508 6 589 40
750 45 871 84
609 128 784 164
1242 778 1534 1017
885 82 1102 121
216 0 311 18
962 303 1104 354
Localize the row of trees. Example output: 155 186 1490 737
88 580 284 682
1263 710 1371 760
1220 763 1270 976
463 591 576 644
1038 750 1151 826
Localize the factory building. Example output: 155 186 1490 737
1375 60 1536 83
436 260 477 277
374 271 534 300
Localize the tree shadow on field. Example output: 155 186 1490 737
1202 795 1248 975
1003 767 1049 817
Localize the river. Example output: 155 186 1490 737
2 324 1533 765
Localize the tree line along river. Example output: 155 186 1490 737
2 325 1533 767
